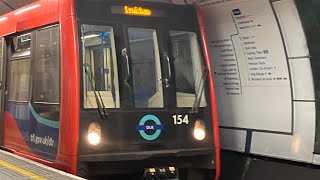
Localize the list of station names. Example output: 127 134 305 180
235 15 279 82
212 38 242 95
200 0 292 131
208 3 289 95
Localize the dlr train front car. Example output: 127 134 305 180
0 0 220 179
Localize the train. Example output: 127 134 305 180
0 0 220 179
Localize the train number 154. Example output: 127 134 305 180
172 115 189 125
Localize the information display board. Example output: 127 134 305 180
199 0 292 132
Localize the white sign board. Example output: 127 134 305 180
200 0 292 132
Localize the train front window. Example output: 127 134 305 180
81 25 120 109
128 28 163 108
170 31 207 107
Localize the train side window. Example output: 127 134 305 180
81 25 120 109
32 26 60 121
170 31 207 107
8 33 31 102
8 59 30 101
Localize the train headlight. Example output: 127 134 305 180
88 122 101 145
193 120 206 141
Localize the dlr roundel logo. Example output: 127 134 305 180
136 115 164 141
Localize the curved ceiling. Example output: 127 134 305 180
0 0 37 16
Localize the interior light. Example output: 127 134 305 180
0 17 8 22
83 34 100 39
87 122 102 145
193 120 206 141
14 4 41 15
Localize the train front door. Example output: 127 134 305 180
124 24 174 110
0 37 5 146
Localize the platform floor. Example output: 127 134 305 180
0 150 85 180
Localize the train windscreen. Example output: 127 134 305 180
81 24 120 109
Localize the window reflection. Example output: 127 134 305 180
8 33 31 102
170 31 207 107
33 27 60 104
128 28 163 108
81 24 120 109
32 26 60 121
8 59 30 101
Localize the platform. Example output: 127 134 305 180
0 150 85 180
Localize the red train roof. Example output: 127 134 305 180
0 0 59 37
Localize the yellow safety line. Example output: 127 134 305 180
0 160 46 180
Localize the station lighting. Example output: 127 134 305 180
193 120 206 141
0 17 7 22
14 4 41 15
83 34 100 39
88 122 102 145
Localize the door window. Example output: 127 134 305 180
128 28 163 108
8 59 30 101
32 25 60 121
8 33 31 102
33 26 60 104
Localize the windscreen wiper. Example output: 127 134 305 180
84 63 108 120
121 48 133 104
191 68 209 113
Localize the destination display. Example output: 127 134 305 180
199 0 292 132
124 6 152 16
110 6 167 17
